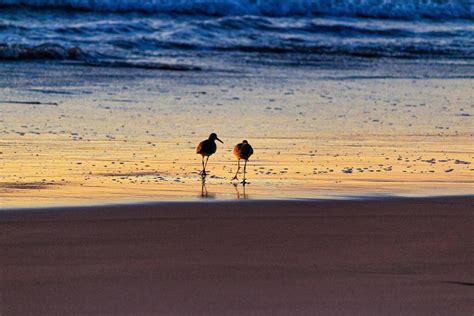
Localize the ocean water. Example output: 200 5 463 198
0 0 473 71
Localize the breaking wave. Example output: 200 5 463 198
0 3 473 69
0 0 472 20
0 43 202 70
0 43 86 60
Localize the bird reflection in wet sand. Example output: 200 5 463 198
233 182 248 199
232 140 253 184
200 176 215 199
196 133 223 177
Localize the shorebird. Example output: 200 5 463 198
232 140 253 183
196 133 223 176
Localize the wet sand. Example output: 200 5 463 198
1 63 473 207
1 197 472 315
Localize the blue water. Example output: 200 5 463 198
0 0 473 70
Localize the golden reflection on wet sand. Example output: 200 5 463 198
0 65 472 208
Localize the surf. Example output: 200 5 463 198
0 0 472 20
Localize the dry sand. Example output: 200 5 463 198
1 197 472 315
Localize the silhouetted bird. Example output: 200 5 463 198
196 133 223 176
232 140 253 183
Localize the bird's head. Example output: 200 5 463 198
209 133 223 143
242 140 248 144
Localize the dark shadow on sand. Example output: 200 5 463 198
441 281 474 287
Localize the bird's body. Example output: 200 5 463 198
233 141 254 161
196 139 217 157
232 140 253 183
196 133 223 176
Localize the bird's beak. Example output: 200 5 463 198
217 138 223 144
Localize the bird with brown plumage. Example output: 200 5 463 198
231 140 253 183
196 133 223 176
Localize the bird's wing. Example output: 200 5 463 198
233 144 241 158
196 141 204 154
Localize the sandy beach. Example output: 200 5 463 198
1 62 473 208
1 197 472 315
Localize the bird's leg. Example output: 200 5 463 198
200 156 209 177
204 156 209 173
242 160 248 184
231 160 240 181
200 156 206 177
200 156 204 175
